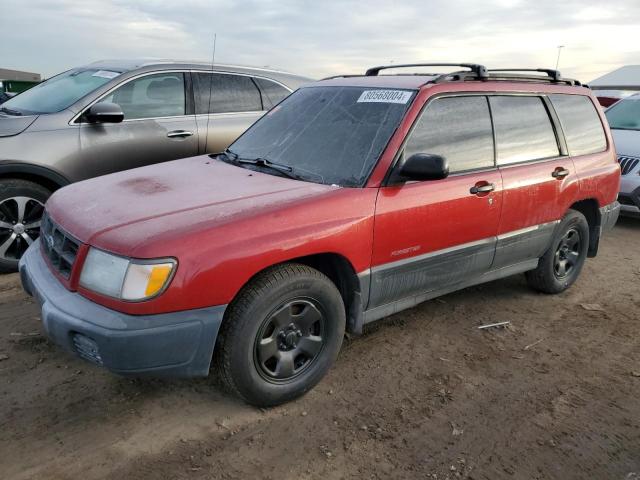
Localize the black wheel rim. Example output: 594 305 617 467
0 196 44 262
254 298 326 383
554 227 581 279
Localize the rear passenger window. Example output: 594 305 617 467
550 94 606 156
490 96 559 165
254 78 290 109
193 73 262 114
404 96 494 173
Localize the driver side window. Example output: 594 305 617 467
404 96 495 173
99 73 185 120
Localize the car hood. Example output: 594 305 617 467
611 128 640 157
0 114 38 137
46 156 338 253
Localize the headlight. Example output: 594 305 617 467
79 248 176 301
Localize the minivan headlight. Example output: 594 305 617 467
79 248 176 301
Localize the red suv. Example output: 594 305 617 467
20 64 621 406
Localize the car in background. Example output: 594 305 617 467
595 89 638 108
0 59 311 270
606 93 640 217
0 91 14 104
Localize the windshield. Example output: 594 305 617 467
605 96 640 131
226 86 415 186
2 68 123 115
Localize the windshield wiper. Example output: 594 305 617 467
221 147 238 161
236 157 301 180
0 106 22 116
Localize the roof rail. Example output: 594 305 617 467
489 68 563 81
487 69 583 86
365 63 488 80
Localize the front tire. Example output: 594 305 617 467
0 179 51 272
525 209 589 294
215 263 346 407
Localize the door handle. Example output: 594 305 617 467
552 167 570 179
470 183 495 195
167 130 194 138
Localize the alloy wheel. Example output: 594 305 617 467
0 196 44 261
254 298 326 382
554 227 581 279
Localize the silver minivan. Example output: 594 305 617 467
0 59 311 270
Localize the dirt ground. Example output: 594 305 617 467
1 218 639 480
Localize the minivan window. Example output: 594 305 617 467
98 73 185 120
254 78 291 109
2 69 122 115
194 73 262 114
227 86 415 187
404 96 494 173
550 94 607 155
490 96 559 165
605 95 640 132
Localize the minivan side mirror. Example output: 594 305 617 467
84 102 124 124
397 153 449 181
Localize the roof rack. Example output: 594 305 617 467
365 63 489 80
321 64 585 87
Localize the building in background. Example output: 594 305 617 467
590 65 640 107
0 68 42 95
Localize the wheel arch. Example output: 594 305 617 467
0 163 71 193
229 252 366 335
569 198 601 257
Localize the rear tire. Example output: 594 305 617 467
0 179 51 272
525 209 589 294
215 263 345 407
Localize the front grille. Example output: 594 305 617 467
618 155 640 175
40 212 80 279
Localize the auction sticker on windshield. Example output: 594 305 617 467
357 90 413 104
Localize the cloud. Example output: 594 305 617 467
1 0 639 82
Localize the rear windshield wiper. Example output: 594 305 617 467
0 106 22 116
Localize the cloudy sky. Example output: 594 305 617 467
3 0 639 82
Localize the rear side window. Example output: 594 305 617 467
404 96 494 173
193 73 262 114
550 94 607 156
490 96 559 165
99 73 185 120
254 78 291 109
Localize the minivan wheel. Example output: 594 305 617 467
525 209 589 294
0 179 51 272
215 263 346 407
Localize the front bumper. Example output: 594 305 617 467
19 240 226 377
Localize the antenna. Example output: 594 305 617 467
212 33 217 65
555 45 564 70
204 33 217 153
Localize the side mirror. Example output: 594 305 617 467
397 153 449 181
84 102 124 124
